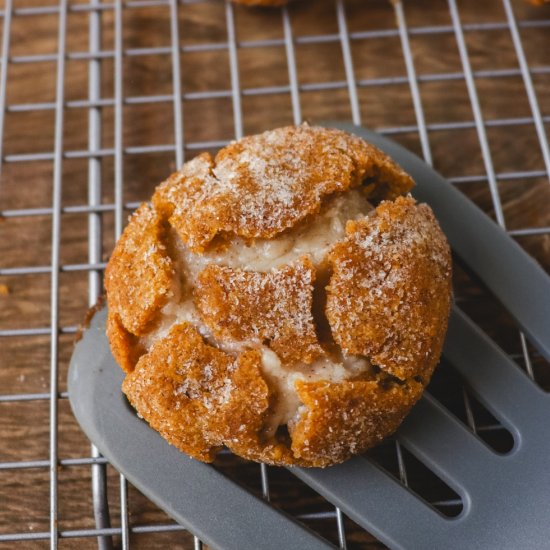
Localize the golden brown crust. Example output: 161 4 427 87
104 203 174 336
122 320 423 468
291 378 424 466
152 124 413 252
152 153 215 251
213 352 300 466
122 323 236 461
105 125 452 468
326 195 452 381
122 322 301 464
195 256 324 364
106 311 145 373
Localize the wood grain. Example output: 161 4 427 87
0 0 549 548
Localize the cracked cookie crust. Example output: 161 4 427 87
105 124 452 467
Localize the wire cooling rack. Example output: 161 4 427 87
0 0 549 548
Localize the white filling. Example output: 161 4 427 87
140 289 201 350
144 189 374 434
177 188 373 274
260 348 372 438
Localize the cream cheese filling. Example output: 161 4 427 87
260 348 372 438
177 187 373 274
143 189 374 432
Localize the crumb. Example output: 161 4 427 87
74 295 105 343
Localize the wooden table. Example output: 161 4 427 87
0 0 549 548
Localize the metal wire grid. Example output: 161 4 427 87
0 0 549 548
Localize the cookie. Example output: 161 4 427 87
105 124 452 467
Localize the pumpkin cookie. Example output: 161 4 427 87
105 124 452 467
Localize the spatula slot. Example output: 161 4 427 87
459 389 515 455
253 467 345 547
518 335 550 393
212 452 265 500
367 440 464 518
428 359 515 455
212 451 355 546
453 260 523 356
452 258 549 393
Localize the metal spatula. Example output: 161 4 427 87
68 123 550 550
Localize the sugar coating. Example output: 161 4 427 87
175 188 373 274
104 203 174 336
106 312 144 374
105 125 452 467
152 124 413 252
195 257 324 365
327 195 452 382
291 377 424 464
122 322 272 462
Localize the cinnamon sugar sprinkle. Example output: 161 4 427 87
105 124 451 467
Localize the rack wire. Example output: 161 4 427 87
0 0 549 548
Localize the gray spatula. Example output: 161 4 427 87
68 123 550 550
